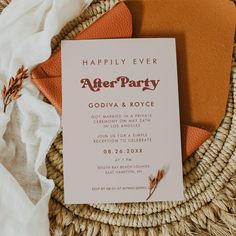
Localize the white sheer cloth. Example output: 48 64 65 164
0 0 92 235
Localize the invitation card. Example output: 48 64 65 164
62 38 184 204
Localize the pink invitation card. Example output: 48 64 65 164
62 38 184 204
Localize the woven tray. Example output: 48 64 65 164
1 1 236 236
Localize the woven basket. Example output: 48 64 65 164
1 1 236 236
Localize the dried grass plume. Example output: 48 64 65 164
1 66 28 113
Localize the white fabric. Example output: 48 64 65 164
0 0 92 235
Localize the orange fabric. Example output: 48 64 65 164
126 0 236 131
31 2 133 113
31 2 211 159
181 125 211 161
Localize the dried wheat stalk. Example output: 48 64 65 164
1 66 28 113
146 169 165 201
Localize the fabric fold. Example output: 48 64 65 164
0 1 92 236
